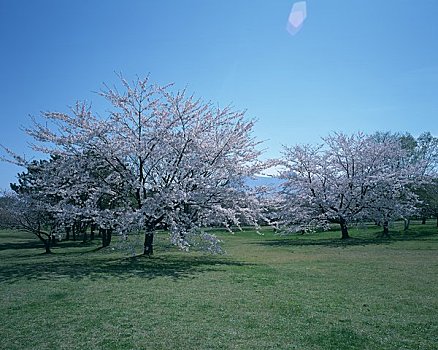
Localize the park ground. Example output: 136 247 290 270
0 222 437 349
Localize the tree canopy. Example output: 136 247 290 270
2 76 268 254
279 132 427 238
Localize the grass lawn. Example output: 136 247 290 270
0 222 437 349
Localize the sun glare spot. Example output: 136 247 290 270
287 1 307 36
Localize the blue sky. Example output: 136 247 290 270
1 0 437 189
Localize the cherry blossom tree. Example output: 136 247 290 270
374 131 438 229
0 155 90 252
0 191 60 254
279 132 423 239
0 158 66 252
10 75 266 255
415 132 438 175
410 132 438 225
416 178 438 227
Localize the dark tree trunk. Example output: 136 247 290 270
44 241 52 254
101 228 112 247
82 230 88 242
382 221 390 237
102 229 107 247
436 215 438 228
34 221 51 253
78 222 89 242
65 226 71 240
339 217 350 239
143 229 154 256
101 229 106 247
404 218 410 231
42 239 52 254
421 217 426 225
90 223 97 240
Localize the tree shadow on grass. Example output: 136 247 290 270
0 240 44 251
256 229 437 249
0 253 250 284
0 232 251 283
0 240 104 262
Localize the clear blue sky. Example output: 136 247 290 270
1 0 437 189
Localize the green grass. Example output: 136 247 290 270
0 223 437 349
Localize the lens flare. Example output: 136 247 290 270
287 1 307 36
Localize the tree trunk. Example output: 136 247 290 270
143 229 154 256
101 228 112 247
90 223 96 240
36 222 52 253
382 221 390 237
42 239 52 254
82 229 88 242
436 215 438 228
44 241 52 254
72 224 77 241
65 226 71 240
421 217 426 225
339 217 350 239
403 218 410 231
101 229 107 247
